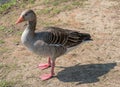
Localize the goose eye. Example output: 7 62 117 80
24 13 28 16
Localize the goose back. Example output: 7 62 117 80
35 27 91 48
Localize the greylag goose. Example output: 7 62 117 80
16 10 92 80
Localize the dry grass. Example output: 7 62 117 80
0 0 120 87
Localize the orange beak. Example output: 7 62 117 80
15 16 24 24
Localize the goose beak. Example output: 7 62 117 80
16 16 24 24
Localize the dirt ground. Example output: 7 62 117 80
0 0 120 87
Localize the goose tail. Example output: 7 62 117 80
80 33 92 42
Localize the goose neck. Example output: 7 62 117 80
28 19 36 31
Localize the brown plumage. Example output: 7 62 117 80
38 26 91 47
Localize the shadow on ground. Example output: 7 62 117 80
57 63 116 85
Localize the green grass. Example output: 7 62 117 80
0 26 15 35
51 8 61 16
0 26 12 32
0 63 19 80
36 0 88 16
0 0 36 13
0 80 15 87
37 7 52 15
5 28 14 34
18 0 35 8
16 31 22 36
72 1 86 6
0 39 5 44
0 63 4 69
41 0 88 6
0 0 16 13
39 20 57 27
0 0 88 16
0 47 9 55
37 7 61 16
41 0 69 6
28 0 35 4
0 25 22 36
0 26 6 31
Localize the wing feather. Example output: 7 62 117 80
42 27 91 48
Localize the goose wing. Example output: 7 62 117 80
41 27 91 48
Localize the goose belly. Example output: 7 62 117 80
32 46 51 57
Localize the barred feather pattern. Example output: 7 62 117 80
40 27 91 48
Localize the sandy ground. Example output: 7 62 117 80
0 0 120 87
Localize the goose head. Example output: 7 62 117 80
16 10 36 24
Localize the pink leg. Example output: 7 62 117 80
38 57 51 70
40 60 55 80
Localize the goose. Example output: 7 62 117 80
16 10 92 80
